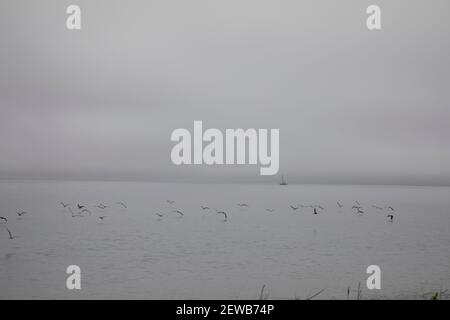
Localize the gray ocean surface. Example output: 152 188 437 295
0 180 449 299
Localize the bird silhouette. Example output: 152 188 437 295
117 202 127 209
216 210 228 222
77 204 85 210
167 200 175 205
97 204 108 209
200 206 210 210
173 210 184 216
78 209 92 216
290 205 299 210
67 207 76 217
155 213 164 218
337 201 344 208
385 206 394 211
60 202 70 208
16 211 27 217
5 228 15 239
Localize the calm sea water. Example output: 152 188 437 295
0 181 449 299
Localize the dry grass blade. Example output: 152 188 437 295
306 288 325 300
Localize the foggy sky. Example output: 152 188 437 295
1 0 450 185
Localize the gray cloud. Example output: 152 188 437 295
1 0 449 185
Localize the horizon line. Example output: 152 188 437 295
0 177 449 188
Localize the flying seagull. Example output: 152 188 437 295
77 204 85 210
155 213 164 218
167 200 175 205
337 201 344 208
98 216 107 220
0 216 7 224
216 210 228 222
173 210 184 216
385 206 394 211
79 209 92 216
290 205 299 211
16 211 27 217
67 207 76 217
117 202 127 209
60 202 70 208
5 228 15 239
200 206 210 210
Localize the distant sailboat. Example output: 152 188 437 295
280 175 288 185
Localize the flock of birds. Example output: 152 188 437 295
1 199 395 240
158 199 395 223
0 210 28 239
156 200 228 222
0 202 128 240
59 201 127 219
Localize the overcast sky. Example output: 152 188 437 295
0 0 449 185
